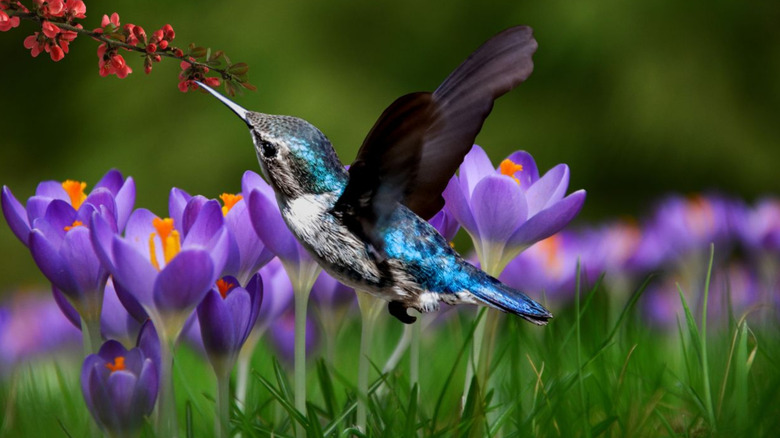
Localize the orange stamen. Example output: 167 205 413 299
216 278 234 299
62 180 87 209
105 356 126 373
219 193 243 216
499 159 524 185
64 220 84 231
149 218 181 270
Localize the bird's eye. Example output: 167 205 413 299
260 140 277 158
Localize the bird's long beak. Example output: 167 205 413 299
195 81 251 126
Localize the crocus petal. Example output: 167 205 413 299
242 273 263 341
94 169 124 194
225 200 274 280
241 170 269 196
459 145 495 197
107 370 139 427
60 227 105 294
256 259 294 328
112 238 158 307
136 320 160 372
42 199 78 237
442 176 478 235
526 164 569 216
87 366 117 430
505 150 540 187
114 176 135 231
1 186 30 245
81 356 103 413
248 189 298 263
29 230 77 293
53 285 81 328
181 195 209 237
83 188 117 222
134 358 158 416
153 250 215 312
183 199 223 248
507 189 586 249
471 175 528 243
35 180 67 199
225 287 252 345
197 289 236 357
168 188 192 230
101 281 142 346
90 211 118 271
123 208 159 256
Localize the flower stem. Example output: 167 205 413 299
235 328 263 413
356 291 383 432
80 314 103 356
293 285 311 438
156 331 178 438
216 370 231 438
410 311 421 389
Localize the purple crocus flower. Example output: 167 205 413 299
735 197 780 252
0 292 81 375
169 179 275 286
91 198 229 341
81 339 158 436
442 145 586 275
197 274 263 376
2 169 135 246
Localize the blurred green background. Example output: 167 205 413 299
1 0 778 290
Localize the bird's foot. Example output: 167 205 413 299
388 300 417 324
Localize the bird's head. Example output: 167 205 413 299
198 83 347 200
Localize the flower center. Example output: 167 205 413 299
148 217 181 270
61 180 87 209
216 278 234 299
499 159 524 185
64 220 84 231
219 193 243 216
105 356 126 373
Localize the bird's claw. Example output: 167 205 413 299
388 300 417 324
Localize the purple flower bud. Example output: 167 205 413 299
197 274 263 375
81 340 158 435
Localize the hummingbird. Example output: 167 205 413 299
198 26 552 325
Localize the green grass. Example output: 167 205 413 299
2 260 780 437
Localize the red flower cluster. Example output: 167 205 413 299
178 58 220 92
2 1 253 94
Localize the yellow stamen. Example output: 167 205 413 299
216 278 234 299
449 241 455 248
148 217 181 270
219 193 243 216
62 180 87 209
64 220 84 231
499 159 524 185
105 356 126 373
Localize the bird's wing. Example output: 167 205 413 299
333 26 537 257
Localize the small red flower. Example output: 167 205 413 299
63 0 85 19
46 42 64 61
100 12 119 28
35 0 65 18
97 43 132 78
23 32 45 57
42 20 60 38
162 24 174 40
0 10 20 32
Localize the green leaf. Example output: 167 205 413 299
229 63 249 75
254 371 309 428
190 46 207 58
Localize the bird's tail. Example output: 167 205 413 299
471 278 552 325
